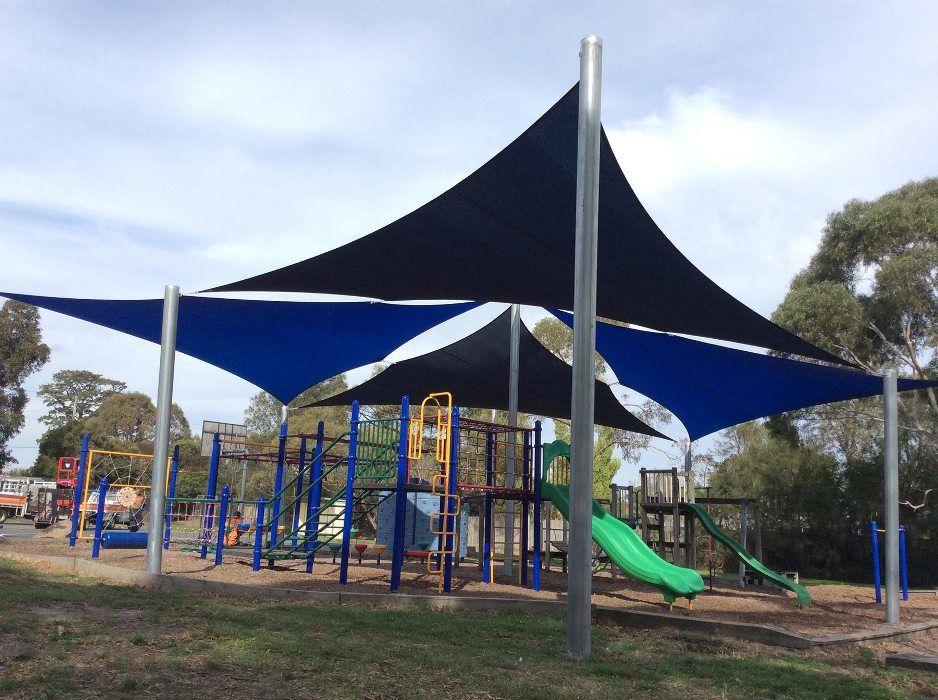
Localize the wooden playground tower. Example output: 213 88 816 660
638 467 764 583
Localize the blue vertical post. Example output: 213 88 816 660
339 401 360 584
872 520 882 604
91 478 108 559
443 407 459 593
483 431 494 584
391 397 410 591
306 422 325 574
69 434 90 547
252 497 266 572
900 525 909 602
291 437 307 551
201 433 221 558
163 445 180 550
214 485 230 566
520 429 530 587
533 420 542 591
269 421 288 550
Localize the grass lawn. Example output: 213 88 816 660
0 556 933 699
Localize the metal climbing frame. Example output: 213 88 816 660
252 403 401 582
70 445 172 542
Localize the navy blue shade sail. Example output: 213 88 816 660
551 310 938 440
306 308 668 439
1 292 479 404
207 85 845 367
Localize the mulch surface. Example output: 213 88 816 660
5 535 937 646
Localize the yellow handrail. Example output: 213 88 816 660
410 392 460 592
407 392 452 464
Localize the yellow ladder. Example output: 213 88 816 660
409 393 461 593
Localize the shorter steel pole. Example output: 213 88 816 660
146 284 179 576
884 369 900 623
239 461 249 501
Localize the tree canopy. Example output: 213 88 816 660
713 178 938 585
84 391 191 452
37 369 126 428
531 316 669 497
773 177 938 459
244 374 350 442
0 300 50 470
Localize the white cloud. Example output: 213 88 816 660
608 88 812 195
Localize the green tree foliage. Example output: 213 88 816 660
530 317 669 497
772 177 938 458
173 471 209 499
0 300 50 470
244 375 350 442
553 421 621 499
37 369 126 428
29 421 85 478
712 179 938 584
711 423 847 577
83 391 191 452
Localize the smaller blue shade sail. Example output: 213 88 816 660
2 292 479 404
551 310 938 440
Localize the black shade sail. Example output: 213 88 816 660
305 308 667 438
207 85 844 366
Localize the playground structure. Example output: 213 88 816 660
70 443 163 543
63 395 816 608
64 392 544 594
635 467 810 604
539 441 811 606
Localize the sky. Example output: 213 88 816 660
2 2 937 483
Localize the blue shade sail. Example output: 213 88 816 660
551 310 938 440
2 292 478 404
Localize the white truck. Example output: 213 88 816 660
0 476 56 524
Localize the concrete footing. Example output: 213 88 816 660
886 653 938 673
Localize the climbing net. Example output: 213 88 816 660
77 449 161 539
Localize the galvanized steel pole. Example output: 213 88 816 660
503 303 521 576
567 35 602 659
884 369 900 623
145 284 180 576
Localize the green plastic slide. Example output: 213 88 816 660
542 482 704 603
684 502 811 605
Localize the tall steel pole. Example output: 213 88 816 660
568 35 602 659
503 303 521 576
884 369 900 623
145 284 180 576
